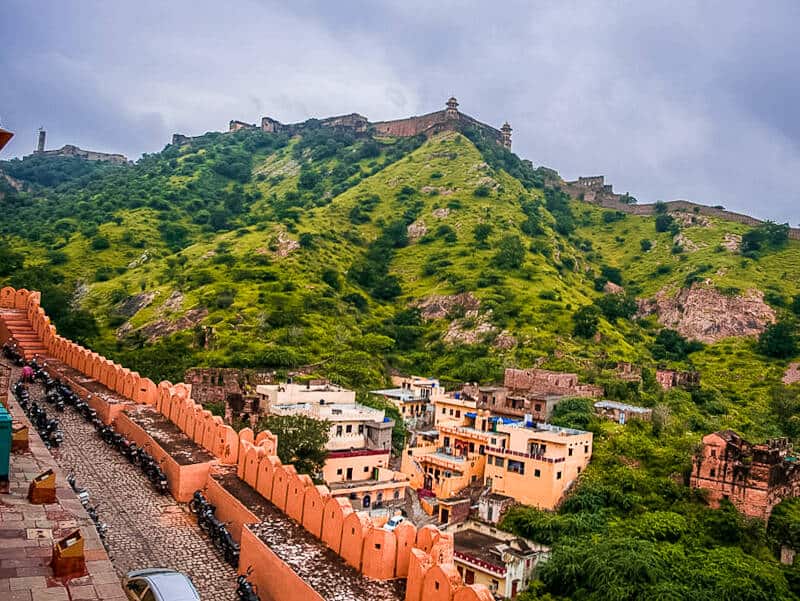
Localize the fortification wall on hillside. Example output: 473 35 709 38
0 285 492 601
566 177 800 240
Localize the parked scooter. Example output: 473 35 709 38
67 472 91 508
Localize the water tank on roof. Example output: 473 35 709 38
454 392 460 399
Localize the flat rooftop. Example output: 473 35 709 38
370 388 427 402
453 529 507 572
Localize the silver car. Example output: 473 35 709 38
123 568 201 601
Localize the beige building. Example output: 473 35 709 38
448 520 548 599
256 382 407 508
371 375 444 422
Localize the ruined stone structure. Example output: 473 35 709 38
564 175 800 241
691 430 800 519
503 368 603 399
215 97 511 149
32 131 129 165
184 367 274 406
0 286 494 601
656 369 700 390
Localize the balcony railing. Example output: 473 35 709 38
453 550 507 576
485 445 565 463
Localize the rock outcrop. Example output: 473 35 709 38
416 292 481 321
639 284 776 343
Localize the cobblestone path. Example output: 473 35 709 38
25 377 238 601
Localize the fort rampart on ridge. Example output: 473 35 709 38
0 286 493 601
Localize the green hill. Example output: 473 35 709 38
3 122 800 599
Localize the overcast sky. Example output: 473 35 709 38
1 0 798 223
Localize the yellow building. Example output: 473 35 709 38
434 391 477 427
484 421 593 509
401 409 592 510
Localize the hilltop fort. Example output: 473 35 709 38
30 128 129 164
173 97 512 149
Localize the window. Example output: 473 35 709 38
358 425 364 435
491 438 496 445
535 403 542 412
435 581 440 591
469 442 475 453
375 543 381 550
449 409 454 416
495 457 504 468
557 471 562 480
346 424 352 434
568 448 573 456
508 460 525 475
487 455 493 465
534 469 540 478
337 468 343 475
479 445 485 455
710 468 716 477
336 425 343 436
584 445 589 453
442 407 446 414
465 569 475 584
711 449 717 458
455 410 460 418
364 466 369 472
393 490 400 499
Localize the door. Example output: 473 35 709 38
440 508 449 523
346 467 353 480
363 494 371 508
512 579 519 597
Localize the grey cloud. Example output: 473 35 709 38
0 0 798 223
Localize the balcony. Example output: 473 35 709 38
485 445 565 464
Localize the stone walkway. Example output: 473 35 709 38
11 368 238 600
1 364 126 601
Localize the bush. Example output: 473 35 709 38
640 239 652 252
493 235 525 269
757 321 798 359
473 222 492 245
573 305 601 338
655 214 674 233
473 185 491 197
595 293 637 321
91 236 110 250
652 329 703 361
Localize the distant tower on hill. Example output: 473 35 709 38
445 96 459 119
501 122 512 149
36 127 46 153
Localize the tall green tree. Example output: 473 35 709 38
255 414 330 478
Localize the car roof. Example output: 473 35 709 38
127 569 200 600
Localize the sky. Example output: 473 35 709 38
1 0 798 224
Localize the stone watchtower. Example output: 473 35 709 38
36 127 46 153
501 122 512 149
445 96 459 119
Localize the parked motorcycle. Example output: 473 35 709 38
236 567 260 601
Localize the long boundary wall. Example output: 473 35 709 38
0 286 493 601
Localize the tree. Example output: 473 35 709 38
254 414 330 478
595 293 637 321
573 305 600 338
792 294 800 317
652 328 703 361
655 213 674 233
0 241 23 276
758 321 798 359
493 235 525 269
473 222 492 246
640 239 652 252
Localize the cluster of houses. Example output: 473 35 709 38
243 368 653 599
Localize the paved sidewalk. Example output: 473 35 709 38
1 366 126 601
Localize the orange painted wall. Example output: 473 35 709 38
204 475 259 542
